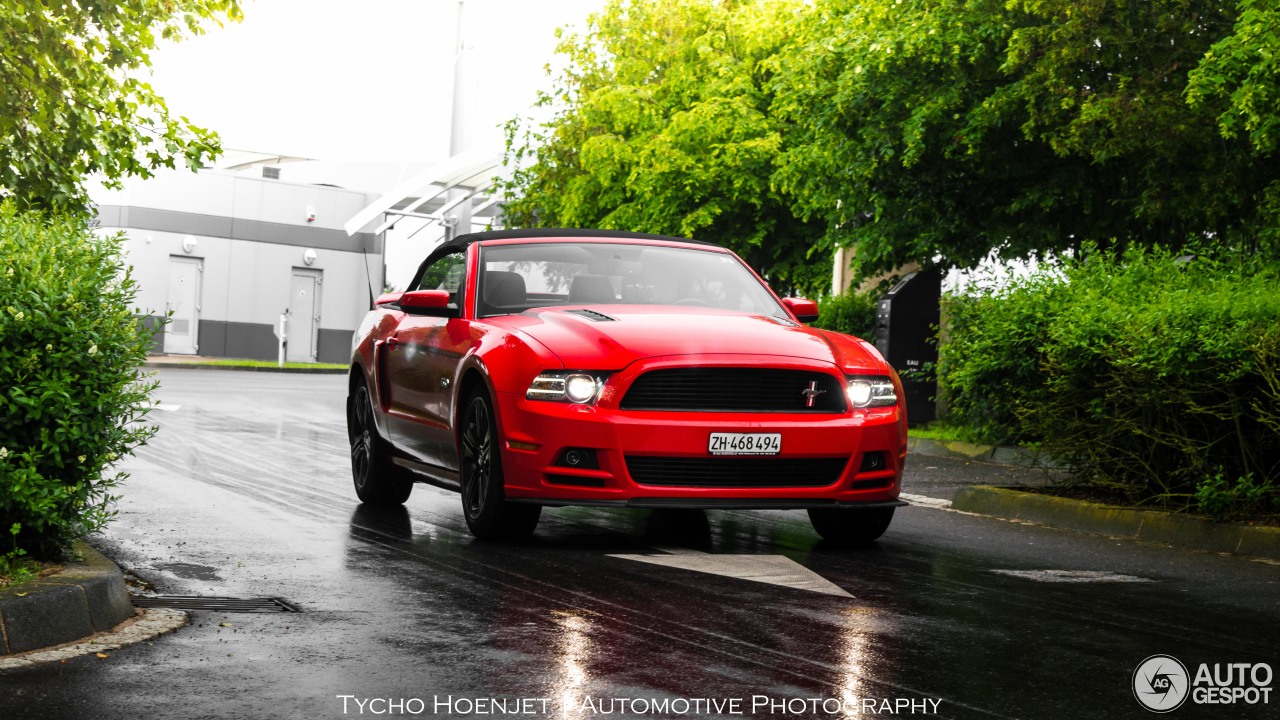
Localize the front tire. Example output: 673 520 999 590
807 507 895 544
459 389 541 540
348 377 412 506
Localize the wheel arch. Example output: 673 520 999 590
454 358 497 449
348 359 394 443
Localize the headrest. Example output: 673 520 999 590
568 274 617 304
483 270 526 311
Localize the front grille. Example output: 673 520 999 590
626 456 849 488
620 368 846 413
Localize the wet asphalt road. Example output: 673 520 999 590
2 369 1277 720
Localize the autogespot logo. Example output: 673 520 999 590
1134 655 1190 713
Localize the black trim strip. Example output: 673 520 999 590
393 457 461 492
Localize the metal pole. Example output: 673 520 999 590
445 0 470 242
278 312 288 368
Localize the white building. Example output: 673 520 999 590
90 153 505 363
92 165 384 363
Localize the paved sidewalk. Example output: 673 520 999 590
908 436 1278 562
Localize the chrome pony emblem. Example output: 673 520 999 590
801 380 826 408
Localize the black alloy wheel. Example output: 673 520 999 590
459 389 541 540
807 506 895 545
348 378 412 505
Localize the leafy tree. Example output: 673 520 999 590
772 0 1270 279
1188 0 1280 248
0 0 243 214
501 0 828 295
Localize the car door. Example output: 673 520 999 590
383 251 470 470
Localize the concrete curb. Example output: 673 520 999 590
144 361 346 374
0 541 134 655
952 485 1280 561
0 608 188 670
907 436 1064 469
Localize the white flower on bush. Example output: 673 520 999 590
88 344 98 356
78 455 87 464
0 447 8 460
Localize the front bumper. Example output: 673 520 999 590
494 379 905 508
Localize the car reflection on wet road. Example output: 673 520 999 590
2 369 1276 720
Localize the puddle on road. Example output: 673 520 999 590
990 569 1154 583
155 562 224 582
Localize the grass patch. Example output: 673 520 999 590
0 559 63 589
1020 485 1280 526
174 358 347 370
907 420 977 443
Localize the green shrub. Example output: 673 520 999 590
939 272 1061 445
939 246 1280 517
813 290 877 341
0 202 158 566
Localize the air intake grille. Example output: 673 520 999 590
620 368 846 413
626 456 849 488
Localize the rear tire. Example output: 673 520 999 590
459 389 541 540
807 507 895 544
348 377 412 505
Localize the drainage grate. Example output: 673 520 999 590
132 595 300 613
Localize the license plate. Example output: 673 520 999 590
708 432 781 456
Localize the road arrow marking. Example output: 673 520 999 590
608 548 854 598
900 492 951 509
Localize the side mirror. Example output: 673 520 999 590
782 297 819 323
399 289 456 317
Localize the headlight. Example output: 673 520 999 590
846 376 896 408
526 372 605 404
564 374 600 403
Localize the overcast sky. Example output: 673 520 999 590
148 0 605 162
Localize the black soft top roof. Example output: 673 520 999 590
434 227 718 257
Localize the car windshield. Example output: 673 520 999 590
476 242 785 318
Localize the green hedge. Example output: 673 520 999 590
0 202 157 566
939 247 1280 517
813 290 877 341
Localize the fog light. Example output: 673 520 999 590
859 451 887 472
554 448 599 469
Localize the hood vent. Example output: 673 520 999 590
564 308 618 322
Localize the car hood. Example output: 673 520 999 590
493 306 887 373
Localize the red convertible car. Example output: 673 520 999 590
346 229 907 543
